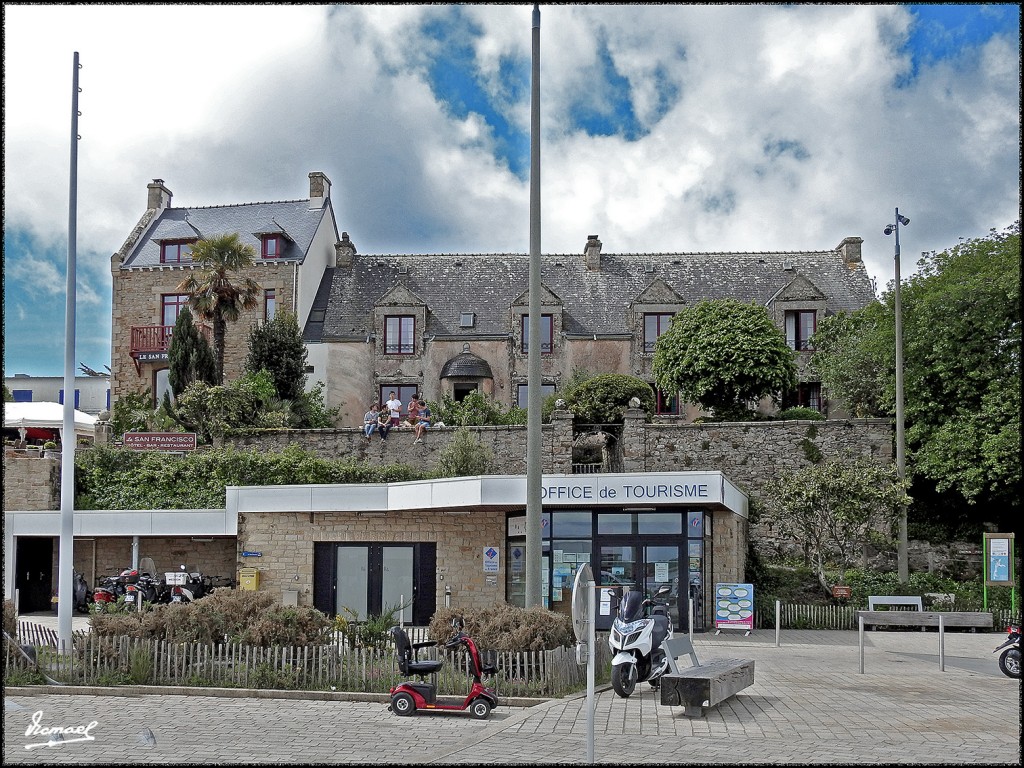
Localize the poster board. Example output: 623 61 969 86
714 582 755 632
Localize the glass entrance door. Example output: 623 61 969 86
335 545 413 623
596 539 687 631
642 544 681 630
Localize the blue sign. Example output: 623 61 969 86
242 551 262 557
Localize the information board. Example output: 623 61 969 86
714 582 755 631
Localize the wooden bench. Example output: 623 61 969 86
867 595 923 611
658 635 754 717
858 610 993 631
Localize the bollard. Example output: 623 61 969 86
858 615 865 674
939 614 945 671
775 599 781 647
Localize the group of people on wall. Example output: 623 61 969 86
363 391 433 444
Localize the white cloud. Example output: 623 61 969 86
3 2 1019 318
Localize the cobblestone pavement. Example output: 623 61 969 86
3 630 1020 764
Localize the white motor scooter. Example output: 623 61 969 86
608 584 673 698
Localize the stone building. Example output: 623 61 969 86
110 172 340 403
108 171 875 423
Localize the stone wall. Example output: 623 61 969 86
110 261 294 401
238 509 505 614
2 453 60 510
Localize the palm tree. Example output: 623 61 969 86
176 233 262 384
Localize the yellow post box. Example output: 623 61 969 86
239 567 260 591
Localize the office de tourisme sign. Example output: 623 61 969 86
122 432 197 451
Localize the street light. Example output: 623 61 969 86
884 207 909 585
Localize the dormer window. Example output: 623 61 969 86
643 313 674 353
261 234 283 259
160 239 195 264
521 314 553 354
785 310 816 351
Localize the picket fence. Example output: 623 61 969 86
7 625 612 698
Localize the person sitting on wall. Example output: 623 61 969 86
404 395 421 428
376 405 392 443
413 401 432 444
385 391 402 427
363 404 379 441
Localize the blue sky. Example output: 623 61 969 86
3 4 1020 376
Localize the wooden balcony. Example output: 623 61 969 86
130 324 212 360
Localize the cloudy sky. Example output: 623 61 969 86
3 3 1020 376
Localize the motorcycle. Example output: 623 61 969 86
50 570 93 614
608 583 674 698
993 623 1020 679
123 557 160 611
166 564 209 604
92 567 131 612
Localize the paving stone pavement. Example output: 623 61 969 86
3 630 1020 764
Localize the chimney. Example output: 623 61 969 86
335 232 357 268
837 236 863 270
309 171 332 210
584 234 602 271
147 179 172 210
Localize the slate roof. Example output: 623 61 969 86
121 199 327 268
311 249 875 342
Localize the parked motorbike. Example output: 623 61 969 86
50 570 93 614
92 567 131 612
608 584 674 698
993 623 1020 679
123 557 160 611
166 564 209 604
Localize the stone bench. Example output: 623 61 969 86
858 610 993 631
658 635 754 717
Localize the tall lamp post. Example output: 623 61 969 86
884 208 910 585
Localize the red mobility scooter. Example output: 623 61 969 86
387 617 499 719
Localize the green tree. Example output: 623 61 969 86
758 458 909 595
808 306 890 418
809 223 1020 515
176 233 262 385
172 370 282 444
3 385 12 402
653 299 797 419
565 373 655 424
167 306 217 397
245 310 308 401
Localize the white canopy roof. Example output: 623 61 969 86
3 401 97 438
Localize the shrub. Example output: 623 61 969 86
566 373 655 424
776 407 824 421
428 604 574 652
91 590 332 646
435 427 496 477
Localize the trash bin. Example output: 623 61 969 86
239 567 260 591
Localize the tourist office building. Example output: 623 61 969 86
6 470 747 633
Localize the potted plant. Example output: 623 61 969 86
42 441 59 458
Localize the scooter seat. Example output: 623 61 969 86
406 659 444 676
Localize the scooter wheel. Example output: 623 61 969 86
611 662 638 698
391 692 416 716
999 648 1021 678
469 698 491 720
